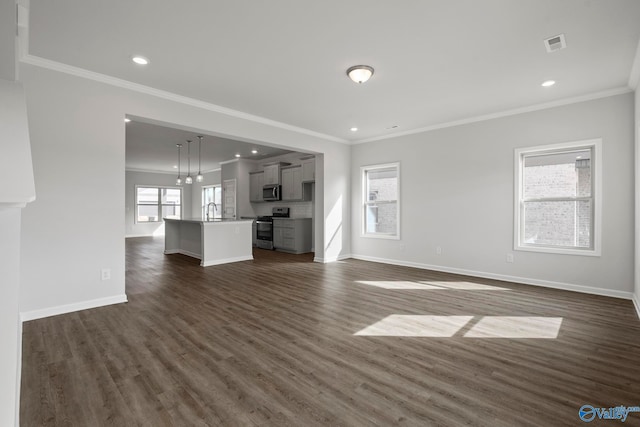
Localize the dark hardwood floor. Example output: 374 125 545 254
20 236 640 426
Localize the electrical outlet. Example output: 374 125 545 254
436 246 442 255
101 268 111 280
506 254 514 263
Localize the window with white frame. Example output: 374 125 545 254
362 163 400 238
514 139 601 256
202 185 222 219
136 186 182 223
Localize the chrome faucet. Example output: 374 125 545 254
206 202 218 220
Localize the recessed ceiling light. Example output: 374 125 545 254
124 118 131 123
173 165 178 169
576 156 582 159
350 127 358 132
541 80 556 87
132 56 149 65
235 154 241 158
251 149 258 154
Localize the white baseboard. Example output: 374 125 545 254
20 294 128 322
350 254 634 300
164 249 201 259
202 255 253 267
314 253 352 263
125 233 161 238
633 294 640 319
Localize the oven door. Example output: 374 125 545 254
256 220 273 241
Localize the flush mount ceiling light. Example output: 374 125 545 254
132 55 149 65
350 127 358 132
347 65 374 83
541 80 556 87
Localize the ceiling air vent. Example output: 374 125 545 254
544 34 566 53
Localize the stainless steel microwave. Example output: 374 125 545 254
263 184 281 201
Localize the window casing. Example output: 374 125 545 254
514 139 601 256
202 185 222 219
136 186 182 223
362 163 400 239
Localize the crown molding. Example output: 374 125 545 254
353 86 633 145
19 55 635 148
19 54 349 145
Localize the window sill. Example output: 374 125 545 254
361 233 400 240
515 244 600 257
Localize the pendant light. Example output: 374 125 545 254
185 140 193 184
175 143 183 185
196 135 204 182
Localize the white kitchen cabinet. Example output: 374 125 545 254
263 164 280 185
301 157 315 182
249 171 264 202
273 218 312 254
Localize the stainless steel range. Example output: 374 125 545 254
256 207 290 250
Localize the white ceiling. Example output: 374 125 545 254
126 120 294 173
27 0 640 145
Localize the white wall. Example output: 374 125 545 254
19 62 351 317
0 0 15 81
125 170 193 237
351 93 634 297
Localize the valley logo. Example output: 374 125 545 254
579 405 640 423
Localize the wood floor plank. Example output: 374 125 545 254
20 236 640 426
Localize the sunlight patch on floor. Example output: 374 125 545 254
354 315 473 337
355 315 563 338
356 280 509 291
464 316 563 338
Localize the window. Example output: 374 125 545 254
136 186 182 223
362 163 400 239
202 185 222 219
514 139 601 256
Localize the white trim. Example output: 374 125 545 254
353 87 632 145
125 233 161 238
20 54 348 145
201 255 253 267
633 294 640 320
514 139 602 257
361 162 401 240
350 254 633 300
15 315 22 427
125 168 178 175
20 294 128 322
314 253 352 263
164 249 201 259
219 158 240 166
628 37 640 89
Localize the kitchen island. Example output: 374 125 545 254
164 218 254 267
